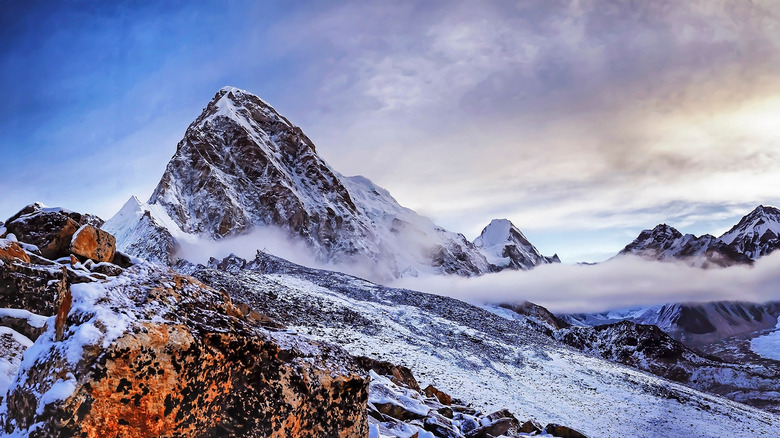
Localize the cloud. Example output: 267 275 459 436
391 253 780 314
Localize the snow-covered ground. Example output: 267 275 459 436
751 319 780 361
193 255 780 437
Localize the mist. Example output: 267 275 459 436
391 253 780 314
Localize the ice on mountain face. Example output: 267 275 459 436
106 87 492 280
473 219 559 270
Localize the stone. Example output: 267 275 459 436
545 423 589 438
88 261 124 278
69 225 116 263
423 412 460 438
374 402 427 421
0 258 67 316
3 264 368 437
5 208 79 260
0 308 46 341
424 384 452 406
520 419 544 434
355 356 421 392
111 250 135 268
0 239 30 264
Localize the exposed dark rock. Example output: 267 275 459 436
355 356 421 392
5 207 80 260
0 256 67 316
545 423 589 438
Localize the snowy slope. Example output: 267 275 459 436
106 87 493 280
190 253 780 437
473 219 559 270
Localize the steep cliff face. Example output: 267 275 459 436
109 87 491 279
2 264 368 437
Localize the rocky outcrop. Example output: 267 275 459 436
0 242 68 316
69 225 116 263
367 367 586 438
2 264 369 437
4 207 80 260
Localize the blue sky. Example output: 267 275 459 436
2 1 779 263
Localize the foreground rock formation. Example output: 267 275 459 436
1 263 369 437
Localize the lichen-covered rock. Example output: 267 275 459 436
69 225 116 262
0 257 67 316
5 206 79 260
2 264 368 437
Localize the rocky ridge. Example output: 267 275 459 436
617 205 780 266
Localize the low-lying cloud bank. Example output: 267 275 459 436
392 253 780 314
174 226 780 315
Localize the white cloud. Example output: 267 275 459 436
392 253 780 314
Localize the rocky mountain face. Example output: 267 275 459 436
473 219 559 270
106 87 499 280
617 205 780 266
0 204 371 437
720 205 780 260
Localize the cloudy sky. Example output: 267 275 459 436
1 1 779 263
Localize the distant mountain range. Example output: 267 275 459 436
617 205 780 267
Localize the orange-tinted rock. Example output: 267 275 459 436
4 265 368 437
0 239 30 263
5 208 79 260
69 225 116 263
424 385 452 406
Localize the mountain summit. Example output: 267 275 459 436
106 87 503 279
474 219 559 269
617 205 780 266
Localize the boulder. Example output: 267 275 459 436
0 308 47 341
0 325 32 395
5 208 79 260
0 239 30 264
355 356 421 392
520 419 544 434
0 257 68 316
69 225 116 263
111 250 135 269
424 384 452 406
3 264 368 437
545 423 589 438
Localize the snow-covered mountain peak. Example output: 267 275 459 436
718 205 780 259
474 218 559 270
107 87 499 280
